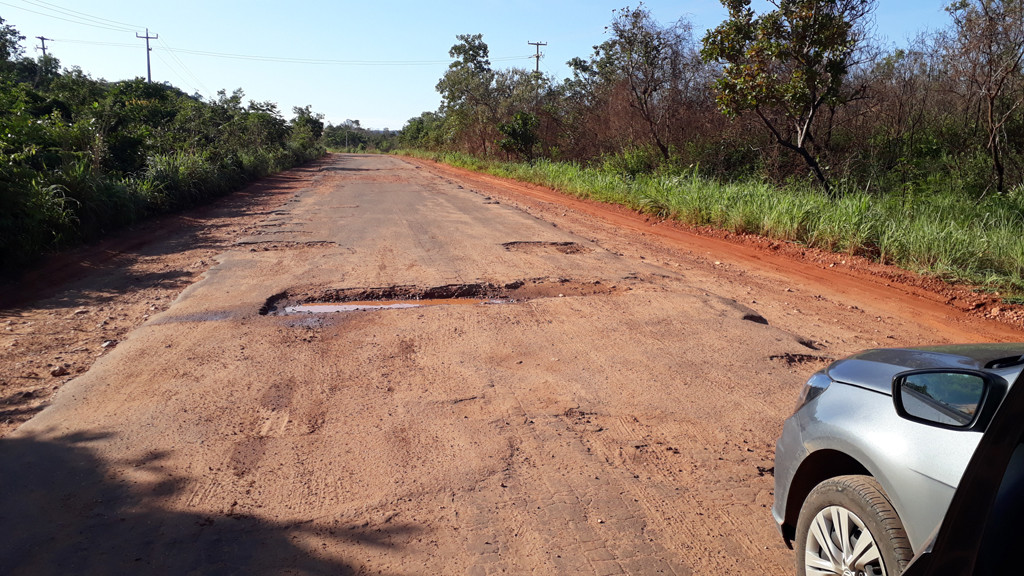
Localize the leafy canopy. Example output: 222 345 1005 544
497 111 539 160
701 0 875 192
701 0 872 119
0 16 25 64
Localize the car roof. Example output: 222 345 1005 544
826 344 1024 394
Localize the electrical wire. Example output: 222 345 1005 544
156 37 209 95
50 37 533 67
159 45 532 66
5 0 533 70
152 48 197 93
17 0 142 31
0 0 138 33
52 39 136 48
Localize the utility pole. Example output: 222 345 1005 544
35 36 52 57
136 28 158 83
528 41 547 74
33 36 53 88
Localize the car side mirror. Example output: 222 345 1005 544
893 370 999 430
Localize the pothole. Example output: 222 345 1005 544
769 353 833 366
234 240 338 251
242 229 313 236
287 298 504 313
260 278 619 315
502 241 591 255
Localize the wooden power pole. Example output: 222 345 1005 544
35 36 52 57
136 28 158 82
528 41 547 74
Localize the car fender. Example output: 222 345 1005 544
780 383 981 551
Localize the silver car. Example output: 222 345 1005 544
772 344 1024 576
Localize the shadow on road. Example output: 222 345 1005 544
0 431 412 575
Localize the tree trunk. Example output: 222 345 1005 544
755 109 834 196
796 146 833 197
987 96 1005 193
652 129 670 160
991 134 1005 193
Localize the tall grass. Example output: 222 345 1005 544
1 147 321 272
403 150 1024 291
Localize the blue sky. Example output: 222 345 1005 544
1 1 952 130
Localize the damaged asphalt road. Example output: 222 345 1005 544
3 154 1021 575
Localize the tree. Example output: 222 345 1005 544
436 34 498 154
400 112 444 149
702 0 876 194
0 16 328 270
432 34 559 158
943 0 1024 193
587 6 699 160
497 112 539 160
25 54 61 88
324 119 372 150
448 33 491 75
290 105 324 140
0 16 24 64
863 44 944 184
493 68 548 117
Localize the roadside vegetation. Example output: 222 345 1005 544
0 17 327 272
397 0 1024 291
322 119 398 153
401 150 1024 289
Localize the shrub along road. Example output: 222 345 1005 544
2 154 1022 575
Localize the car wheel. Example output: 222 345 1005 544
795 475 912 576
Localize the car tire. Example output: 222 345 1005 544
795 475 913 576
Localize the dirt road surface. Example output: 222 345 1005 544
2 154 1022 575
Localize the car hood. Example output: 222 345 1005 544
826 344 1024 395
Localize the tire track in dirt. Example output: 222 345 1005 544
444 288 791 575
491 288 808 573
182 324 345 518
458 375 691 575
568 410 777 573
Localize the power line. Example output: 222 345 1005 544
51 38 533 66
5 0 537 70
156 37 209 95
52 39 136 48
152 49 198 94
17 0 142 31
0 1 137 32
159 45 533 66
21 0 143 29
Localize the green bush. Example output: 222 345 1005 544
601 147 662 178
1 69 326 271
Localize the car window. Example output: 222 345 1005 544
901 373 985 426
